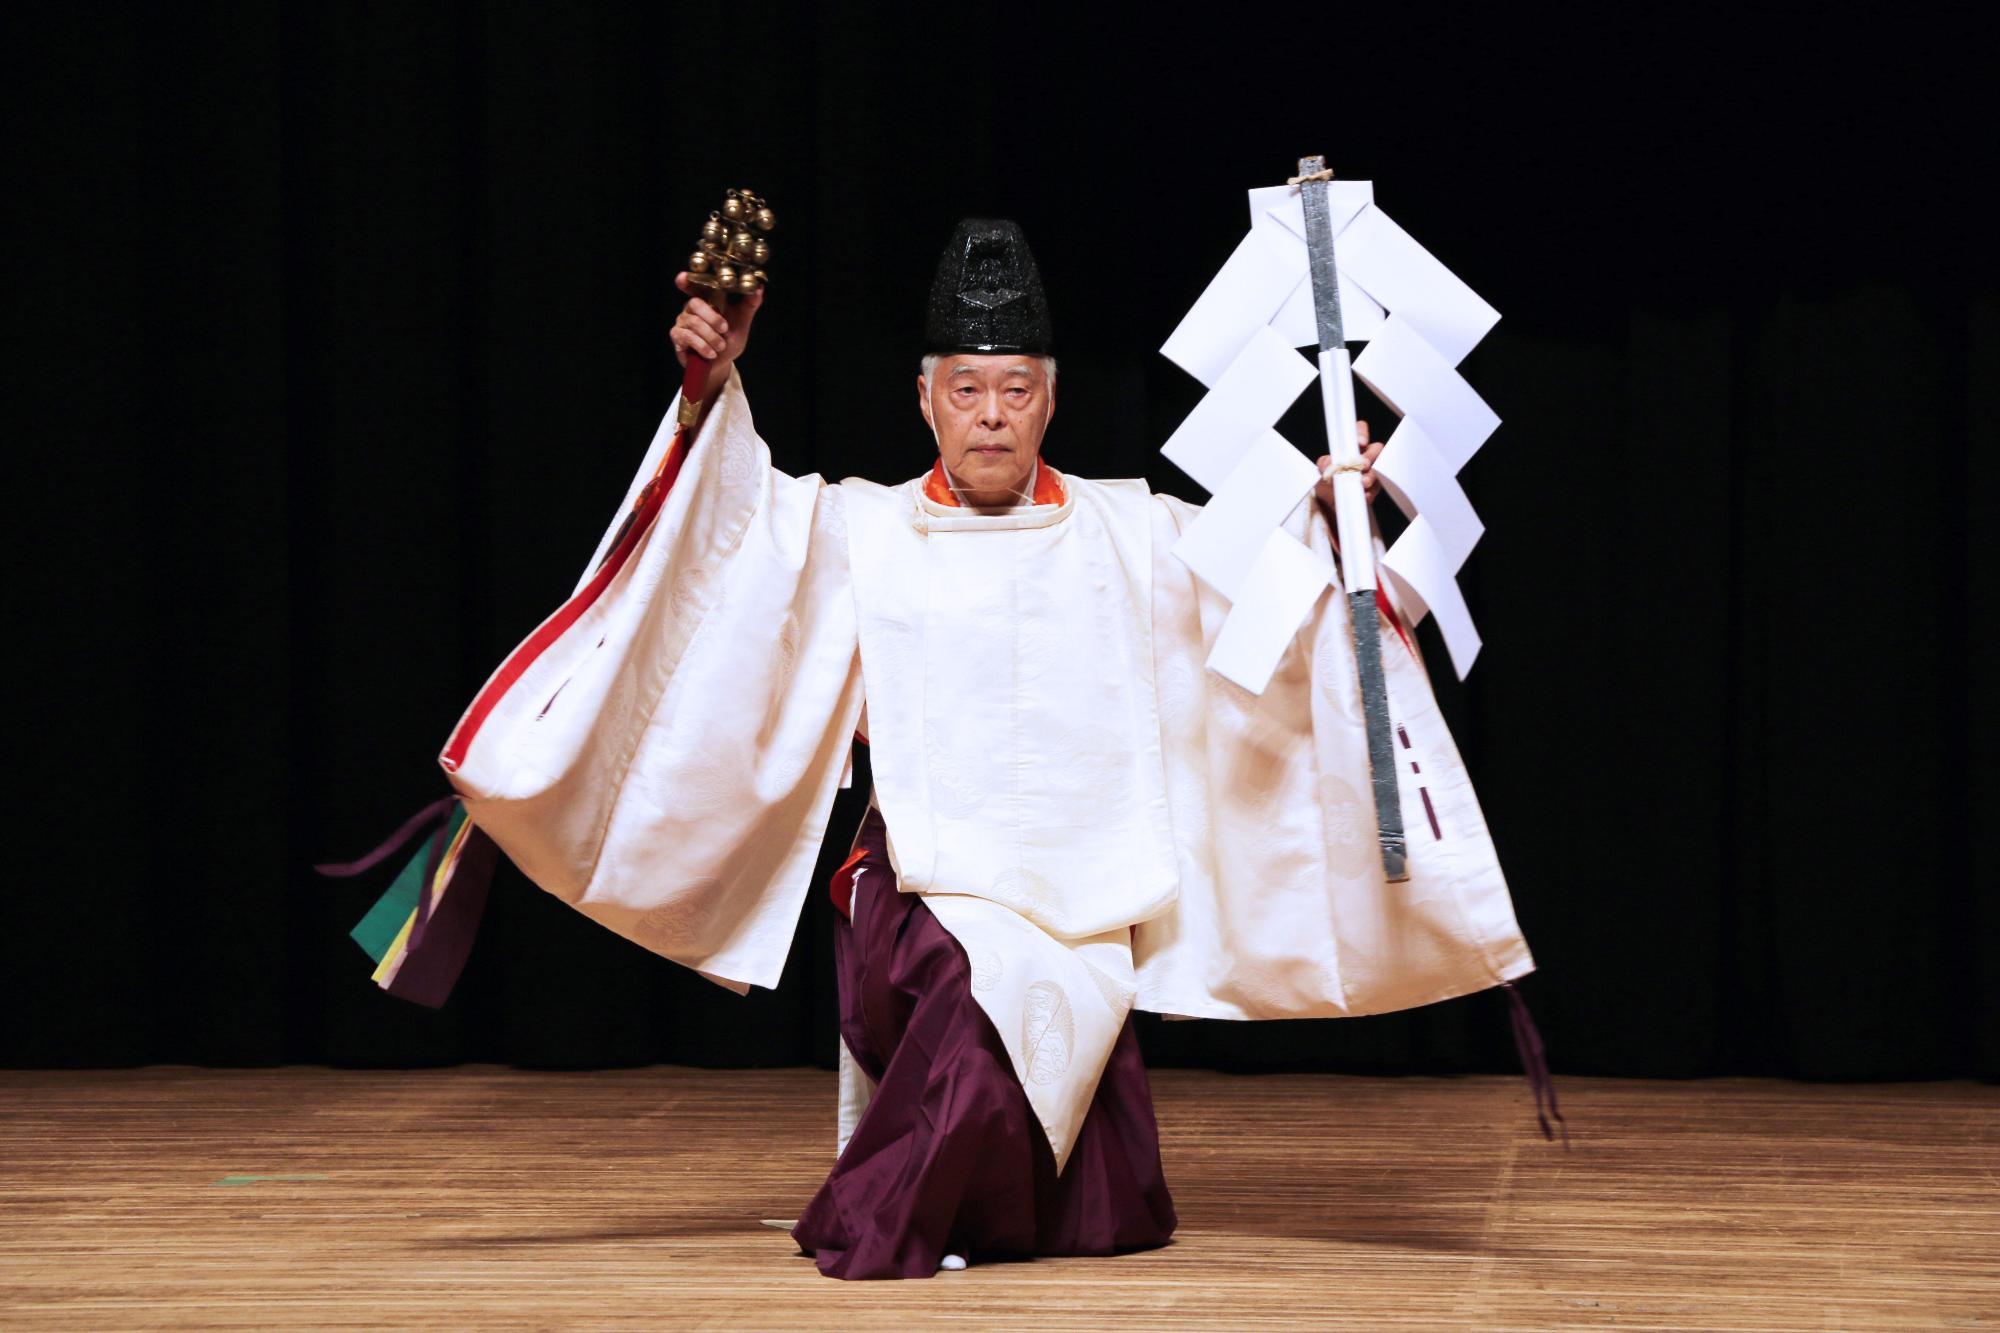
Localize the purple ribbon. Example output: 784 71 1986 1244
316 794 498 1010
384 826 498 1009
1504 981 1570 1149
313 796 459 878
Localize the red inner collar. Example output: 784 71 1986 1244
925 457 1065 508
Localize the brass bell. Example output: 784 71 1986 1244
717 264 738 288
750 238 769 265
701 214 724 244
752 206 775 232
688 250 711 274
731 229 753 257
722 194 746 222
747 268 767 290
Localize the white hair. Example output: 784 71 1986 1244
919 353 1057 389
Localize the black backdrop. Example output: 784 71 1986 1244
6 4 1992 1081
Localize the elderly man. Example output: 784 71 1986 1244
441 220 1533 1280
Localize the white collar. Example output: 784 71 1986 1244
912 461 1074 533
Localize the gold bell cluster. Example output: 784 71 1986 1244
686 188 775 299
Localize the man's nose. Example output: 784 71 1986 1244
977 392 1007 430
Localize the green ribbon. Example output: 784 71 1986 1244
348 804 466 963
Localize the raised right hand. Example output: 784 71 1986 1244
670 272 764 378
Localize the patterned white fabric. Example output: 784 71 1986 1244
445 371 1531 1170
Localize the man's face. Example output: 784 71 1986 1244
917 355 1054 505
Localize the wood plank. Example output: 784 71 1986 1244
0 1069 1992 1329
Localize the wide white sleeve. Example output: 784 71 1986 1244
440 369 865 990
1134 492 1531 1020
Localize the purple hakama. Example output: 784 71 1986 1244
791 810 1178 1279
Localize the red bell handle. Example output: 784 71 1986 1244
676 353 713 430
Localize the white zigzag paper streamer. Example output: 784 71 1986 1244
1158 177 1501 690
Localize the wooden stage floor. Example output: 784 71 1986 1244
2 1067 1993 1330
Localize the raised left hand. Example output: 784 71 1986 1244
1314 420 1383 509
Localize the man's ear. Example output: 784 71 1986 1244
916 373 934 432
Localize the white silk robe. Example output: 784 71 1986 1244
443 370 1532 1169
